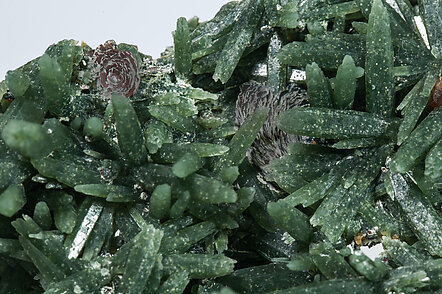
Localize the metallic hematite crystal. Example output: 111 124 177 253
235 81 309 169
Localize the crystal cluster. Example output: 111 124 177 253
0 0 440 293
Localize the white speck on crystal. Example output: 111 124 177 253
73 285 82 294
101 268 110 276
90 261 101 270
251 63 268 78
346 244 355 255
290 69 306 82
360 243 385 261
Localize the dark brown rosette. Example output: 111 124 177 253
89 40 140 98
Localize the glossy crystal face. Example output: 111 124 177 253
429 76 442 109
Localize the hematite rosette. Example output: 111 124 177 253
89 40 140 98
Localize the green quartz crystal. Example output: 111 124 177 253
332 55 364 110
213 0 264 83
397 73 437 145
365 0 395 117
305 62 333 108
2 120 51 158
267 201 312 245
144 119 173 154
157 270 189 294
390 108 442 173
33 201 52 230
386 172 442 257
162 254 235 279
149 184 172 221
0 184 26 217
174 17 192 79
169 191 191 219
39 53 71 116
83 116 103 138
424 138 442 179
172 152 204 178
186 174 237 204
216 107 268 170
111 94 147 166
117 225 163 294
277 107 393 139
5 70 30 98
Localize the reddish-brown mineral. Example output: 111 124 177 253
89 40 140 98
428 76 442 109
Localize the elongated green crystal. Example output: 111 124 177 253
18 236 65 283
0 0 441 291
157 270 189 294
216 108 268 170
31 154 104 187
2 120 51 158
149 184 172 221
172 152 204 178
161 221 216 253
33 201 52 230
162 254 235 279
149 105 197 132
390 108 442 173
419 0 442 57
278 35 365 70
349 253 389 282
169 191 191 219
144 120 173 154
425 138 442 179
306 62 333 108
267 201 312 244
365 0 395 117
174 17 192 79
397 73 437 145
276 107 392 139
0 184 26 217
111 94 146 166
75 184 136 201
310 242 357 279
386 172 442 256
299 0 360 21
279 172 337 208
213 0 264 83
332 55 364 110
118 225 163 294
39 53 71 116
82 205 113 260
5 70 30 98
382 236 428 266
187 173 237 204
